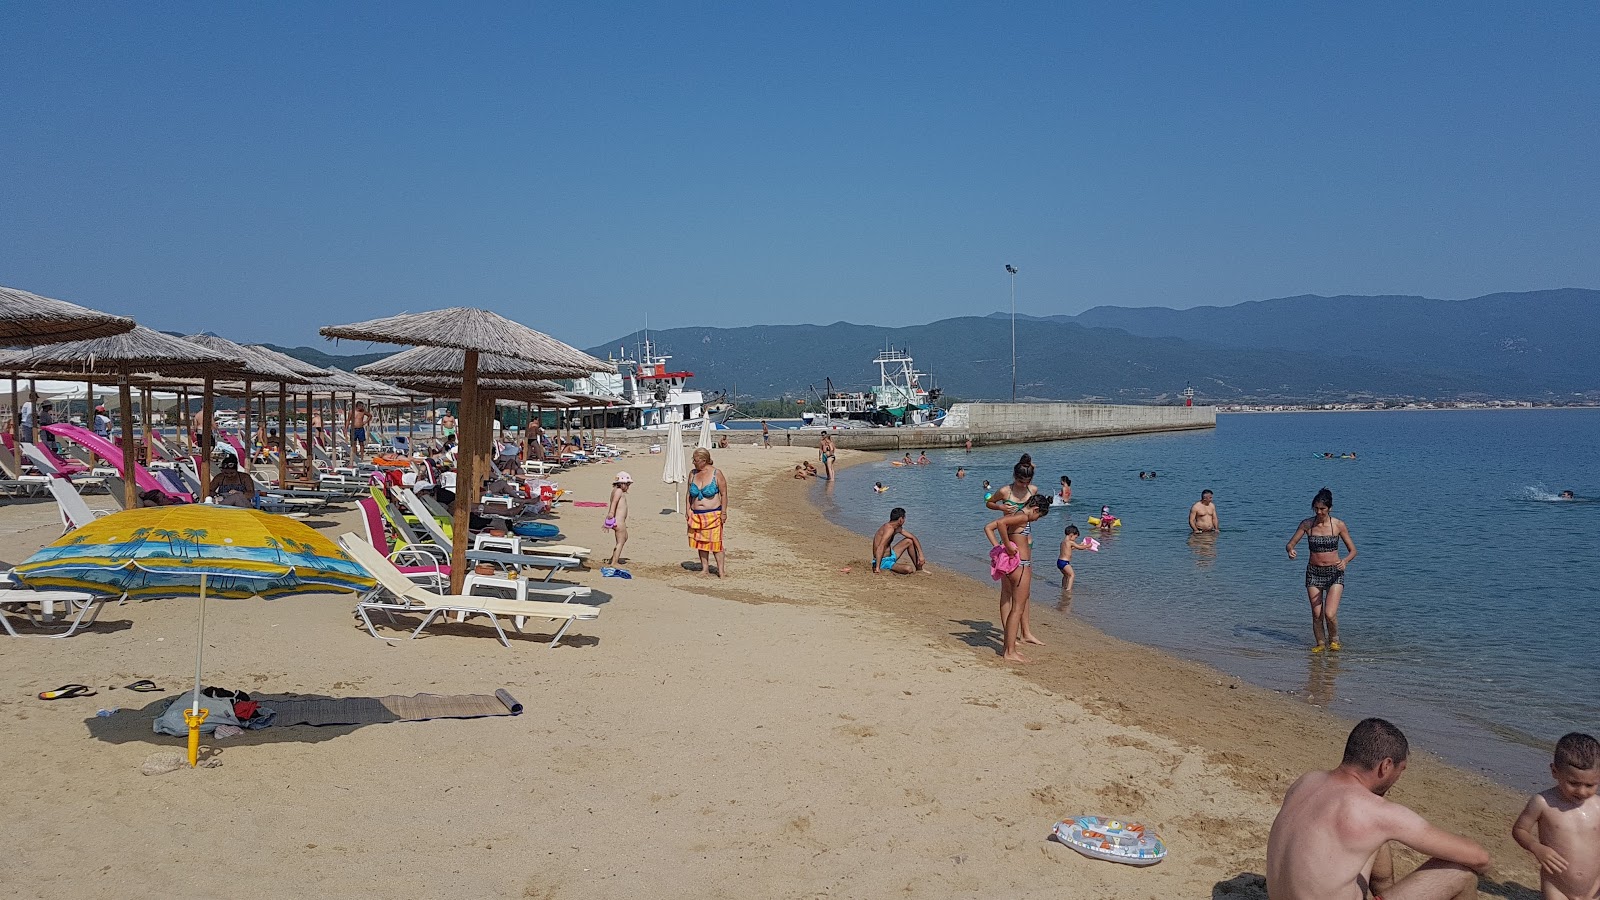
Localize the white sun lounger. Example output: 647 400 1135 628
0 585 113 638
398 488 593 561
340 534 598 648
46 477 112 534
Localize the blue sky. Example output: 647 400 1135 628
3 2 1596 349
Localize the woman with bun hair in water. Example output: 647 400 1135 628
1286 487 1358 652
987 454 1045 650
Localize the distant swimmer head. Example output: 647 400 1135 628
1313 487 1334 512
1065 524 1080 537
1013 454 1034 482
1060 475 1071 486
1025 494 1053 516
1101 505 1111 515
1560 490 1576 499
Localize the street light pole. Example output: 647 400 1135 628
1005 264 1018 402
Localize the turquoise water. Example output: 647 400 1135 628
816 409 1600 789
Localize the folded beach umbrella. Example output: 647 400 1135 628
662 417 687 512
322 308 609 592
696 413 713 450
14 505 374 766
0 284 135 345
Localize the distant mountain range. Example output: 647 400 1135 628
584 289 1599 403
269 289 1600 403
259 343 393 372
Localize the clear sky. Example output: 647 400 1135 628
3 2 1596 350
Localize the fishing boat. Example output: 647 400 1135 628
801 347 944 428
571 338 713 431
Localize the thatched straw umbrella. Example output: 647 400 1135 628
0 326 242 509
322 308 606 592
239 346 332 486
183 335 310 482
0 284 136 346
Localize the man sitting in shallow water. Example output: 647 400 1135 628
1267 717 1488 900
870 507 927 575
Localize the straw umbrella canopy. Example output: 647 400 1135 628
321 308 607 592
0 326 243 509
0 284 136 346
184 335 310 479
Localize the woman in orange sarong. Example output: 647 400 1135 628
686 448 729 578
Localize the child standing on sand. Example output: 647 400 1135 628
605 472 632 567
984 493 1052 663
1513 732 1600 900
1056 524 1093 591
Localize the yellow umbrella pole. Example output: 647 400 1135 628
184 571 210 767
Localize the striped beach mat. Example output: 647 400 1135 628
260 689 523 727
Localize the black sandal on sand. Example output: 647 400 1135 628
38 684 96 700
122 679 162 693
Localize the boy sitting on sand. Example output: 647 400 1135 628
870 508 926 575
1513 732 1600 900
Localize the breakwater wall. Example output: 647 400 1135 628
604 403 1214 451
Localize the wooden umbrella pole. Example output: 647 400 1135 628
198 378 214 499
277 384 288 485
140 387 152 464
449 352 479 594
178 388 188 451
117 366 138 510
241 379 252 472
9 377 17 437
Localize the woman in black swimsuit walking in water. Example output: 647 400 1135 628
1286 487 1358 653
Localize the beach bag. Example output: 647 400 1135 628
154 690 243 736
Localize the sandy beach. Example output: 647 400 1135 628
0 445 1542 899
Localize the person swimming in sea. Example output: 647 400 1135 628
982 479 992 500
873 481 888 493
1096 504 1117 531
1560 490 1576 500
956 467 966 479
917 451 930 466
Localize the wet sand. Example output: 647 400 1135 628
0 446 1541 898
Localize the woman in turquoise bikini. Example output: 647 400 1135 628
687 448 730 578
985 454 1044 650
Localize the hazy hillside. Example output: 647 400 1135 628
590 317 1483 403
1032 288 1600 389
261 343 393 372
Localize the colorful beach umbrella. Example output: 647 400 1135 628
14 505 374 765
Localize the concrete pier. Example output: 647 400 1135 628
602 402 1214 451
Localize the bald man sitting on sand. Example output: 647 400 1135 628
1267 718 1489 900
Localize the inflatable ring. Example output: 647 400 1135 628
511 521 560 539
1052 816 1166 866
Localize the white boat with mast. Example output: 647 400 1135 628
801 346 945 428
573 336 712 431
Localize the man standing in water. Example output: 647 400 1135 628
870 508 927 574
351 401 370 458
1267 718 1488 900
1189 489 1220 533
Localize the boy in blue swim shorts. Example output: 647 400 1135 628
1056 524 1093 591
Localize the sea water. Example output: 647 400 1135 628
816 409 1600 790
